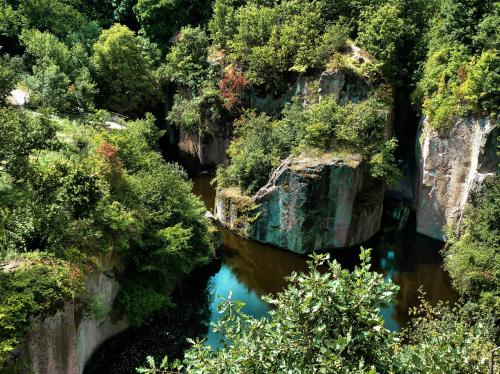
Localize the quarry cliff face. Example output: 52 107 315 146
19 252 127 374
215 154 384 254
416 116 498 241
178 43 372 168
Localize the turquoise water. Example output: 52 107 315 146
204 264 270 348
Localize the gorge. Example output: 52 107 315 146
0 0 498 373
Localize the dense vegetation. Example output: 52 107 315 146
0 108 212 366
216 96 398 195
413 0 499 129
444 175 500 311
0 0 498 372
140 249 498 373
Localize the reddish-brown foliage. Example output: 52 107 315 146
219 65 249 110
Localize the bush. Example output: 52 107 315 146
162 26 210 89
93 24 157 115
139 251 497 374
356 3 408 75
0 254 84 366
218 94 395 194
444 176 500 310
0 55 22 104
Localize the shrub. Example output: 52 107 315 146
444 176 500 310
93 24 157 115
0 254 84 366
163 26 210 89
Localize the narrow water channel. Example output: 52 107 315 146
85 169 458 373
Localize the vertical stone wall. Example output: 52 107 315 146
18 252 128 374
416 117 498 241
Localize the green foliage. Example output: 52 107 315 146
0 253 84 366
133 0 213 52
168 82 223 133
217 96 397 194
461 49 500 117
162 26 210 89
0 109 213 363
208 0 238 48
0 1 24 36
222 0 349 91
444 176 500 310
168 94 203 132
415 0 498 129
0 55 22 104
16 0 88 38
473 2 500 50
20 29 97 111
0 109 57 179
368 138 400 184
93 24 158 115
397 300 496 373
216 111 280 195
140 251 497 374
356 3 407 75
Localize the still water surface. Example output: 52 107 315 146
85 172 457 373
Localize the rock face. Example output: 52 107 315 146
416 117 498 241
179 44 371 167
20 252 127 374
178 128 231 167
215 154 384 254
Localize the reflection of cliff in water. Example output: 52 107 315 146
220 227 309 297
368 212 458 329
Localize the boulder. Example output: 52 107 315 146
416 117 498 241
215 154 384 254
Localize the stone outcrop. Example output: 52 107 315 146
17 251 127 374
215 154 384 254
180 43 372 167
416 117 498 241
178 128 231 167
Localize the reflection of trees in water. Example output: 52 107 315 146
84 262 220 374
220 227 309 297
369 211 458 329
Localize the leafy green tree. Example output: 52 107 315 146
208 0 238 48
27 60 70 109
429 0 494 49
21 29 97 111
0 108 57 178
461 49 500 117
0 55 22 104
356 3 408 75
134 0 213 52
93 24 157 115
17 0 88 38
0 1 24 36
162 26 210 89
397 300 496 373
473 2 500 50
216 111 278 195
